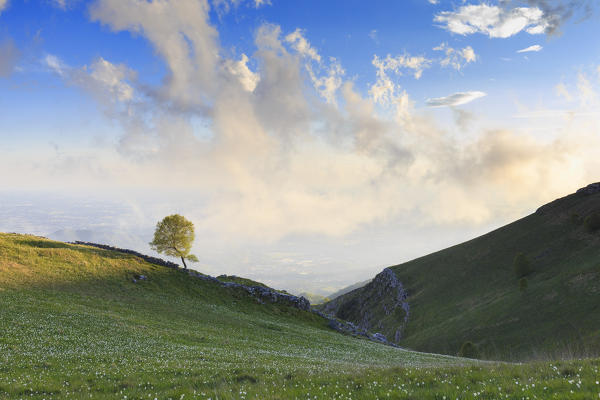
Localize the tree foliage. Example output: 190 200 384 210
514 252 532 279
458 341 479 359
149 214 197 269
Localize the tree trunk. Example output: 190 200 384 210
181 256 188 270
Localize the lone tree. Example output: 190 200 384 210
513 252 532 279
149 214 198 269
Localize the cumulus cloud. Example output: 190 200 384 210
0 39 20 77
517 44 543 53
426 91 487 107
435 4 550 38
521 0 597 35
224 53 259 92
89 0 220 110
0 0 8 14
434 43 477 70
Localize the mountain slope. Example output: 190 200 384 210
321 183 600 360
327 279 372 301
0 233 465 399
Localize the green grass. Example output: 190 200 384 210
321 190 600 360
2 233 600 399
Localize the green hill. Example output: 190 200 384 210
3 233 600 398
321 183 600 360
0 233 469 399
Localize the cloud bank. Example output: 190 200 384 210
7 0 599 244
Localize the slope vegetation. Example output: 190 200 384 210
322 184 600 360
0 233 465 399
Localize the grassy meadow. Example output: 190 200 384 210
1 233 600 399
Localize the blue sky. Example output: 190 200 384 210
1 0 599 294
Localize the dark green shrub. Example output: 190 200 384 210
519 277 528 292
458 341 479 359
584 213 600 233
514 252 532 278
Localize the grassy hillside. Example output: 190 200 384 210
2 233 600 398
321 185 600 360
0 233 464 399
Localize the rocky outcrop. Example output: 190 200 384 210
187 269 311 311
320 267 409 344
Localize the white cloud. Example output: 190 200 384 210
212 0 270 14
86 57 136 102
370 53 430 105
285 29 321 62
90 0 220 109
224 53 259 92
517 44 543 53
45 54 136 106
434 43 477 70
428 0 438 4
435 4 550 38
426 91 486 107
0 0 8 14
254 0 270 7
44 54 67 76
308 57 345 105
